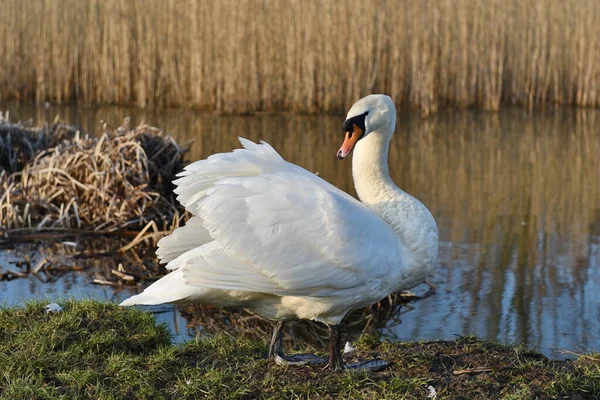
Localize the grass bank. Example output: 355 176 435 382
2 1 600 114
1 300 598 399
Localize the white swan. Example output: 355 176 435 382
120 95 439 371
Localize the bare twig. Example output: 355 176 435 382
452 367 494 375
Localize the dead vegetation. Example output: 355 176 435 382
0 114 85 174
0 115 188 244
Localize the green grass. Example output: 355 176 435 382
0 300 598 399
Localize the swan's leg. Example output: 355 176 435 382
270 321 326 366
268 321 285 358
324 324 344 371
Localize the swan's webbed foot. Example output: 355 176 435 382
269 321 390 372
275 353 327 366
269 321 327 366
345 358 390 372
325 325 390 372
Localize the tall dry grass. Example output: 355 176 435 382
1 0 600 114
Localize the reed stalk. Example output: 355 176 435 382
1 0 600 114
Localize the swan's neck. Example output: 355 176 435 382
352 131 399 205
352 127 439 289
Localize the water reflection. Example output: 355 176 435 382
1 101 599 358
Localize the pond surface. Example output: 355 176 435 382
2 101 599 359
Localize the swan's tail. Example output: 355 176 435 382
119 268 198 306
119 294 160 306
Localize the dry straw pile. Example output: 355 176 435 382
0 117 186 236
1 0 600 115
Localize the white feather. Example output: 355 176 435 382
155 216 212 264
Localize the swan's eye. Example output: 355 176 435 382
341 112 368 136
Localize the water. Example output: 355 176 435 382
2 101 599 359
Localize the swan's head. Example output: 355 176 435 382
337 94 397 159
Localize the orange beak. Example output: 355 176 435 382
337 124 364 159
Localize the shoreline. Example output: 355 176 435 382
1 300 598 399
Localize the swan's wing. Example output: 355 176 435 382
175 138 293 215
160 139 283 265
175 139 405 297
156 216 213 264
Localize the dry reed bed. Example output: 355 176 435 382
0 114 81 173
0 118 187 239
2 0 600 114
